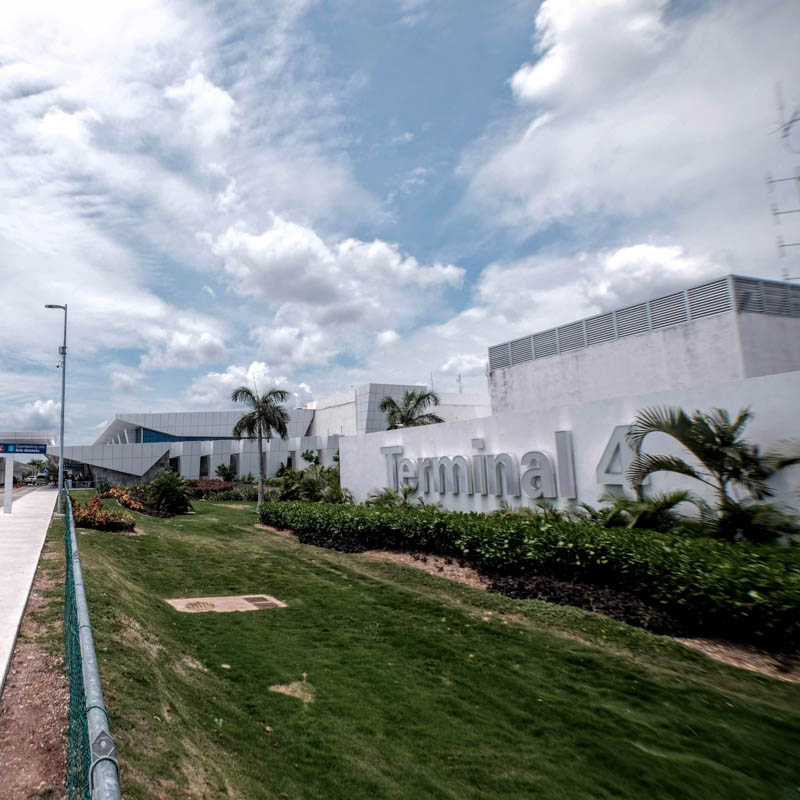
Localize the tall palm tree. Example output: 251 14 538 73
626 406 774 505
231 386 291 504
379 389 444 429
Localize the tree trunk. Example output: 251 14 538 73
257 426 264 505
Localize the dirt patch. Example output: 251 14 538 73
214 504 251 510
674 637 798 683
119 615 165 658
364 551 490 590
269 677 314 704
488 574 682 636
255 523 295 538
0 538 68 800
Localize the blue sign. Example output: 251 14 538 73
0 443 48 455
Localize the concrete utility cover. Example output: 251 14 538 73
165 595 286 613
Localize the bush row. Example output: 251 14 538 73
206 485 261 502
72 495 135 532
257 501 800 649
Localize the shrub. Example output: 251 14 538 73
257 501 800 650
72 495 135 532
189 479 234 499
146 470 193 514
206 485 263 502
215 464 235 482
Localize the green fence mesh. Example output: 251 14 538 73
64 497 91 799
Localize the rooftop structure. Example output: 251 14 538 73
487 275 800 415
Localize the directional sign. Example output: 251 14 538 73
0 443 48 454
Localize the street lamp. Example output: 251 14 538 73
45 304 67 500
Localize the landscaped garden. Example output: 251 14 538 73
68 490 800 799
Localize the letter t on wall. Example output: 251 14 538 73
380 446 404 490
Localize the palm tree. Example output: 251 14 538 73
231 386 291 505
626 407 774 506
379 390 444 429
28 457 47 473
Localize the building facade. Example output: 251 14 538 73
48 385 490 485
341 275 800 512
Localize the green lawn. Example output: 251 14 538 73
67 493 800 799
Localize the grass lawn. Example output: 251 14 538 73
67 492 800 799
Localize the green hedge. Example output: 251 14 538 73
258 501 800 649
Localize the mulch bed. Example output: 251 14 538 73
0 540 68 799
487 574 683 636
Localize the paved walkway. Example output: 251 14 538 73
0 488 57 694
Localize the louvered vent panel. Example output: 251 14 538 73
510 336 533 364
688 279 732 318
615 303 649 337
791 285 800 318
649 292 688 328
585 312 615 345
533 329 558 358
557 321 585 351
762 283 790 315
488 344 510 370
733 278 763 313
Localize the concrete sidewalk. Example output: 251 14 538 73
0 488 57 695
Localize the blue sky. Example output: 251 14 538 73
1 0 799 445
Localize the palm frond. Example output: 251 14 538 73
231 385 257 406
626 406 692 452
767 439 800 470
626 453 708 488
411 412 445 426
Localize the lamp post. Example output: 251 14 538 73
45 304 67 500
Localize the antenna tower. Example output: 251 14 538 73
767 82 800 278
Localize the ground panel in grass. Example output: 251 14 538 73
72 498 800 799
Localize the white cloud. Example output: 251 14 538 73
140 323 227 371
3 399 61 431
205 215 464 308
440 353 486 376
109 369 150 393
185 361 312 408
462 0 800 272
250 321 335 368
164 73 236 147
202 285 216 298
200 215 465 371
376 329 400 346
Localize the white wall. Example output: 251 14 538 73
489 312 744 415
307 395 357 437
437 393 492 423
737 313 800 378
340 370 800 514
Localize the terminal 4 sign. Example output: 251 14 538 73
0 443 48 454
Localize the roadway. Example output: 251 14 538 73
0 485 38 502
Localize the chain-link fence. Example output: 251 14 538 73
63 492 122 799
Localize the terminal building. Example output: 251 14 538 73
340 275 800 511
12 273 800 509
48 385 490 486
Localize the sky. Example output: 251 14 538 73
1 0 799 446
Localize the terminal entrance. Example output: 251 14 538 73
0 432 55 514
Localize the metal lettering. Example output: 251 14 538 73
380 446 404 490
398 457 418 490
486 453 521 497
555 431 577 499
520 451 556 499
